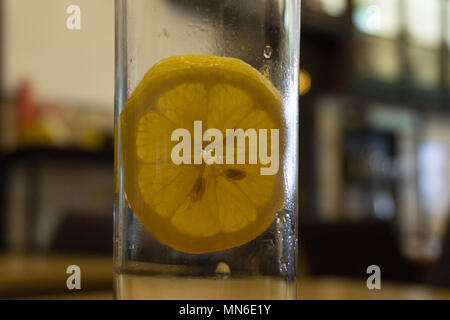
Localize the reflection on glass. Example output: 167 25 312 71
406 0 441 48
353 0 400 38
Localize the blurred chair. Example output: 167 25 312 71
301 220 428 283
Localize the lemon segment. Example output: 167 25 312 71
138 163 200 218
171 168 221 237
216 176 257 233
206 84 254 133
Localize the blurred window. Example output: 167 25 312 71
447 53 450 90
353 0 400 39
407 46 440 90
406 0 441 48
447 0 450 49
305 0 347 17
354 35 400 82
2 0 114 108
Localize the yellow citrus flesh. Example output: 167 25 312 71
121 55 284 253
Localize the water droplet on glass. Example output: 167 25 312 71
215 261 231 280
279 256 288 274
263 45 273 59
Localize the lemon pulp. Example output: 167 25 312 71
121 55 284 253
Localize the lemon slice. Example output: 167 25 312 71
121 55 284 253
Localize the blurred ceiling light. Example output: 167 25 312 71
320 0 347 17
353 0 400 38
299 69 311 95
406 0 441 48
366 5 382 31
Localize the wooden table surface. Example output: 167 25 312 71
0 253 113 298
1 253 449 300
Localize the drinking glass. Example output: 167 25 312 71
114 0 300 299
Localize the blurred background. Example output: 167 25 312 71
0 0 449 299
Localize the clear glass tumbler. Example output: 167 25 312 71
114 0 300 299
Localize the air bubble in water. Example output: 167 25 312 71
215 261 231 280
263 45 273 59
